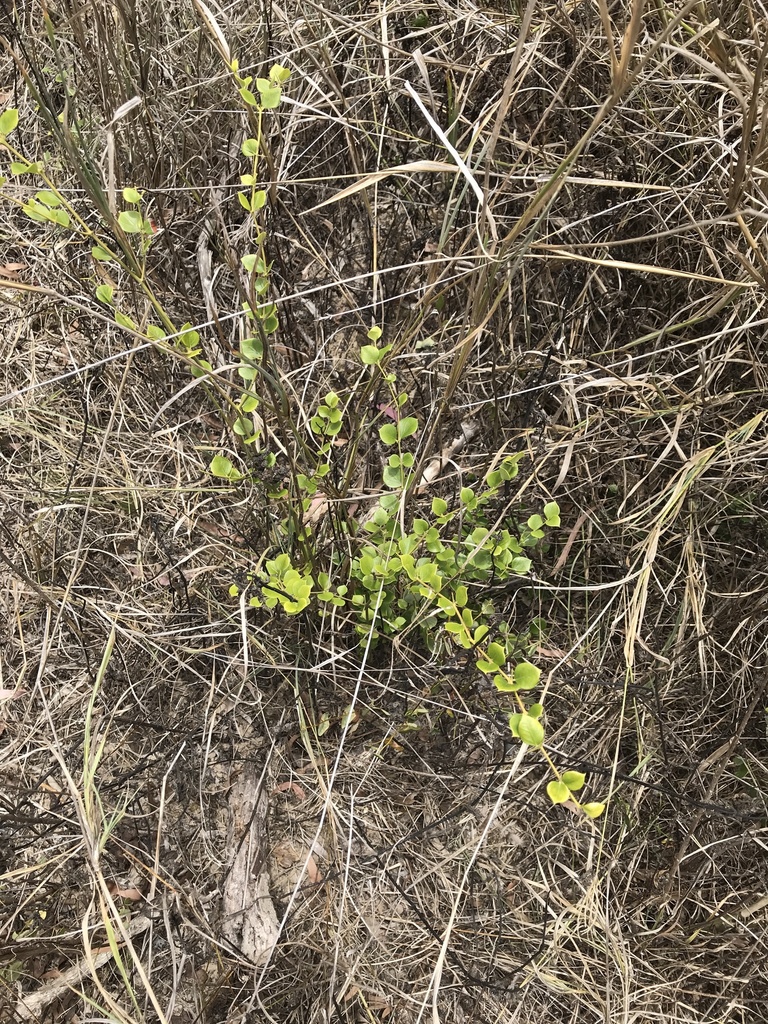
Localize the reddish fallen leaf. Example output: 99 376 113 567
108 883 144 901
377 402 399 421
303 493 328 525
272 781 306 801
535 646 568 659
306 855 322 884
0 687 24 700
0 263 26 278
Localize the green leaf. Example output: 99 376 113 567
397 416 418 440
510 556 532 574
190 358 213 380
528 703 543 718
114 310 137 331
513 661 541 690
242 138 260 157
270 64 291 84
544 501 561 526
582 802 606 819
263 312 278 334
379 423 398 445
95 284 114 305
241 336 263 361
493 673 516 691
0 108 19 136
476 659 496 675
118 210 144 233
210 455 236 478
547 780 570 804
145 325 166 341
179 325 200 349
239 86 258 107
122 187 142 204
382 465 403 488
91 245 113 261
360 344 381 365
432 497 447 516
252 190 267 210
238 191 252 212
256 81 281 108
527 514 543 531
49 208 71 227
486 642 506 668
562 771 586 792
508 713 522 738
517 714 544 746
367 326 382 341
36 190 62 207
22 201 45 222
233 416 254 437
460 487 474 505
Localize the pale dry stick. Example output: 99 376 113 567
403 81 498 243
595 0 619 81
659 38 748 114
25 622 169 1022
481 0 538 192
105 95 143 217
415 744 527 1024
551 510 591 576
532 247 753 289
253 577 390 997
148 740 188 905
415 420 480 493
326 788 358 1020
219 761 280 965
377 0 391 90
192 0 231 64
661 678 768 897
616 409 686 519
15 915 153 1022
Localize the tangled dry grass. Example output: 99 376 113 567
2 0 768 1021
